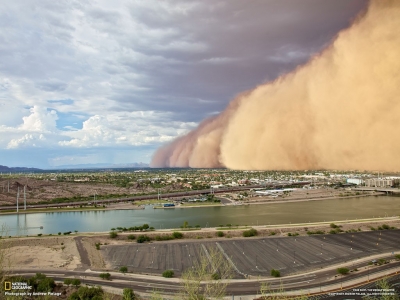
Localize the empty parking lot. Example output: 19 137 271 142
101 229 400 277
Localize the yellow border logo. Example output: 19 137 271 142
4 281 11 290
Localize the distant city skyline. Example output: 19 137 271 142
0 0 366 168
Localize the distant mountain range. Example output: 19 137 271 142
47 162 150 170
0 165 42 173
0 163 149 172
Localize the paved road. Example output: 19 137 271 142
9 261 400 298
74 236 91 270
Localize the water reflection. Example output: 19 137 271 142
0 195 399 236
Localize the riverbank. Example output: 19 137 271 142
0 188 389 215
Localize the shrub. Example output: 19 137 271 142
395 254 400 260
37 234 42 237
211 273 221 280
382 224 390 230
119 266 128 273
330 223 339 229
99 273 111 280
127 234 136 240
123 288 137 300
58 232 61 235
109 231 118 238
377 258 387 265
70 286 103 299
216 231 224 237
269 231 276 236
155 235 173 241
307 230 325 235
243 228 258 237
270 269 280 277
63 278 72 286
172 231 183 239
95 243 101 250
137 235 151 243
162 270 174 278
337 267 349 275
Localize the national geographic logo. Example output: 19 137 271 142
4 281 11 291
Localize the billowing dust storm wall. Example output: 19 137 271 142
151 0 400 171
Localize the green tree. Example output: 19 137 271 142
71 278 81 287
270 269 280 277
162 270 174 278
70 286 104 300
99 272 111 280
109 231 118 238
337 267 349 275
243 228 257 237
183 221 189 229
37 277 55 292
63 278 72 286
172 231 183 239
120 266 128 273
137 235 151 243
123 288 137 300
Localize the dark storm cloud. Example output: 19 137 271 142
109 0 367 118
0 0 367 167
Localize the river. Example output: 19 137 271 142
1 195 399 236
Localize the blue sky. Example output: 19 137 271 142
0 0 366 168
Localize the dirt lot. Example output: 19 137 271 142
2 236 81 270
0 177 158 206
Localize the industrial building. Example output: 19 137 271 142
364 178 400 188
346 178 364 185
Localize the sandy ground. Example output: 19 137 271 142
0 177 188 206
2 236 81 270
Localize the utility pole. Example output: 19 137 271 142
17 186 19 213
24 185 26 210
